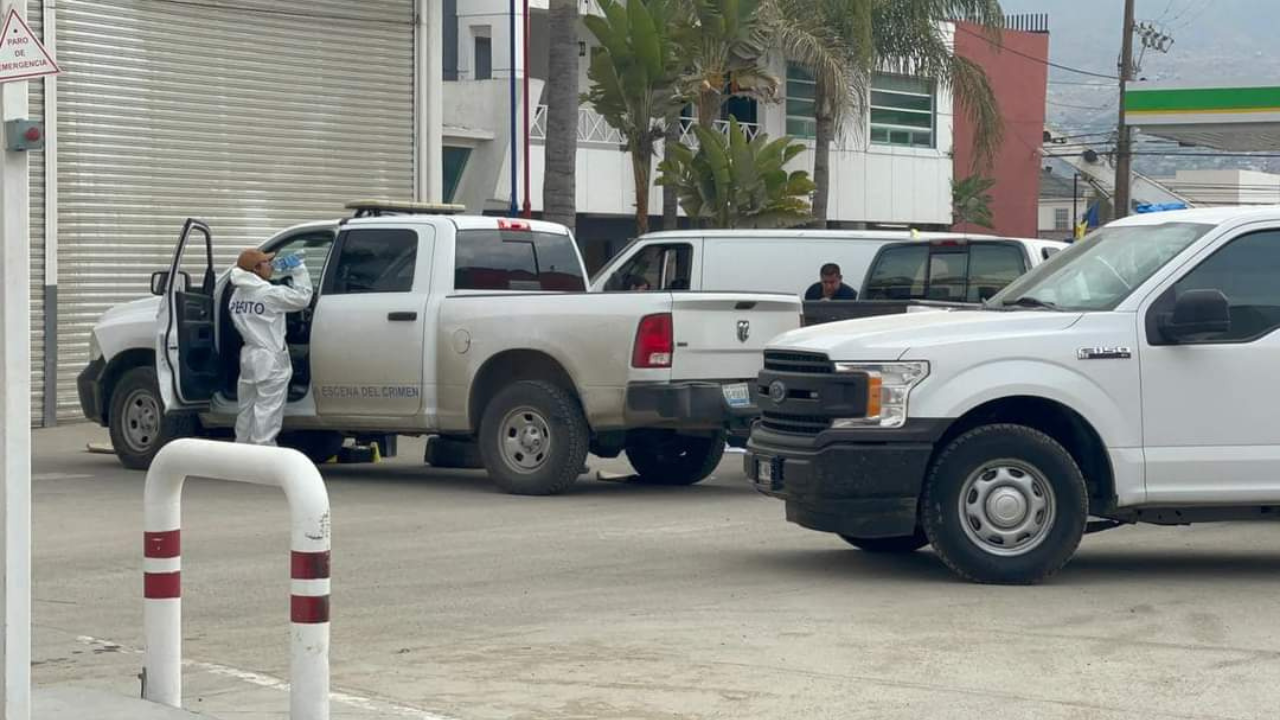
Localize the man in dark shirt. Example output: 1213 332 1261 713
805 263 858 301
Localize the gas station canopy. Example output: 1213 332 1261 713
1125 82 1280 151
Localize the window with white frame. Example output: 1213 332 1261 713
1054 207 1070 231
786 63 817 139
870 73 935 148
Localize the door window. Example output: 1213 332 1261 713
454 230 587 291
327 229 419 295
1171 230 1280 343
605 243 693 291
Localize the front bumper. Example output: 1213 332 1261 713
746 421 947 538
78 357 108 426
625 381 758 434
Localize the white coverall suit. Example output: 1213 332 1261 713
228 264 313 445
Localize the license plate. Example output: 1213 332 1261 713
757 458 774 483
722 382 752 409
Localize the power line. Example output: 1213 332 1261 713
1046 98 1117 111
954 24 1119 80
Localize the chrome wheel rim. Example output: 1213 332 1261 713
499 406 552 474
122 389 162 453
958 460 1056 557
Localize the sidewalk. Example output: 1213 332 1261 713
36 687 212 719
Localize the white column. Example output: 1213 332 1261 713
417 0 444 202
0 0 32 715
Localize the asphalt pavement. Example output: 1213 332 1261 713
29 423 1280 720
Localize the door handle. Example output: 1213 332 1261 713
387 312 418 322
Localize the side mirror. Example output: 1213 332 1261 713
1161 289 1230 342
150 270 190 296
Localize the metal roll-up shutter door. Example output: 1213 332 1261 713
28 0 46 426
55 0 415 420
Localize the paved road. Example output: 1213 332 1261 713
30 424 1280 719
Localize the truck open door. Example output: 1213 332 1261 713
155 218 219 412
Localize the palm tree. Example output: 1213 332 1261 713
775 0 1005 228
768 0 871 227
952 174 997 228
542 0 580 232
872 0 1005 168
658 118 815 229
672 0 778 129
583 0 684 234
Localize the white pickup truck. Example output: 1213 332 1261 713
78 204 801 494
747 206 1280 583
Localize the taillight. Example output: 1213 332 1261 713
632 313 673 368
498 218 531 231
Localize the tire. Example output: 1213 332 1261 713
921 424 1088 585
278 431 345 464
108 366 198 471
840 528 929 553
625 430 726 486
478 380 589 496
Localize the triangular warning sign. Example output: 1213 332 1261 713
0 8 58 84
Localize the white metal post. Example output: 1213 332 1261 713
0 0 32 716
41 0 56 428
143 440 331 719
416 0 443 202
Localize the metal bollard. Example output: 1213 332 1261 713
142 438 331 719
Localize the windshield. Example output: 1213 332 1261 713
990 222 1214 311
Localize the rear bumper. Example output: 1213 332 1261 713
78 357 108 426
745 422 947 538
625 381 757 434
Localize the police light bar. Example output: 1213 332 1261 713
345 199 467 217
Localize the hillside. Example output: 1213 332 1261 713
997 0 1280 173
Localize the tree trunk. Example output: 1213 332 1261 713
631 147 651 235
662 108 681 229
542 0 579 232
811 83 834 229
697 90 720 129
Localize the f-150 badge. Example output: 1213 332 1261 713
1077 347 1132 360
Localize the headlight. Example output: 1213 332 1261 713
831 361 929 429
88 332 102 362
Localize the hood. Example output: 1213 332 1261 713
771 308 1083 361
230 267 268 288
99 294 161 325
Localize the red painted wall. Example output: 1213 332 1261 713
952 22 1048 237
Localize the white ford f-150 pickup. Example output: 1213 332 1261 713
747 206 1280 583
79 204 801 495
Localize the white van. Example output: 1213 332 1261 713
589 229 1064 298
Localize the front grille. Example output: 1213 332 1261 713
764 351 833 374
761 412 831 436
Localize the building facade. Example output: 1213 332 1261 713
952 16 1049 238
441 0 956 265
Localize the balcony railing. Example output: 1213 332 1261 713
530 105 762 148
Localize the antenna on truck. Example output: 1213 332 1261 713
345 199 467 218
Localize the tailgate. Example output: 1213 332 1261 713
669 293 801 380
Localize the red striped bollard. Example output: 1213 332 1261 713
143 438 331 719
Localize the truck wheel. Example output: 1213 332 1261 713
479 380 589 496
840 528 929 553
108 366 198 471
625 430 726 486
279 431 345 464
922 425 1087 585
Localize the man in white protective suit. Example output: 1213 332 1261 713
228 248 313 445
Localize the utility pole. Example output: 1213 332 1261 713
1114 0 1136 219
